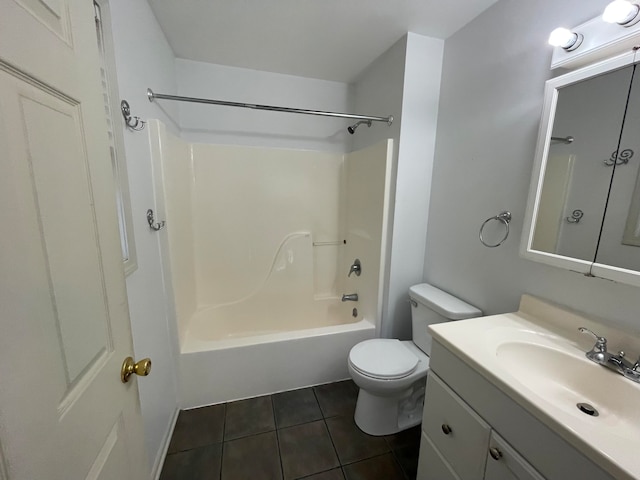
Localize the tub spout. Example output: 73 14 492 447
342 293 358 302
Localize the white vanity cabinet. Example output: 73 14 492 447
417 342 615 480
418 372 543 480
421 373 490 479
417 432 460 480
484 431 545 480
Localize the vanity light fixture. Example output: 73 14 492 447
548 27 584 51
603 0 640 26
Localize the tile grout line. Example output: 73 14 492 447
219 402 227 480
313 398 344 476
339 450 395 468
388 446 411 480
311 385 326 420
384 433 409 478
340 450 407 479
271 394 286 480
314 386 346 478
322 416 343 467
280 388 338 480
294 465 344 480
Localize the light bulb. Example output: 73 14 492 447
603 0 640 25
548 28 580 50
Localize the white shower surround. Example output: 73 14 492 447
149 120 392 406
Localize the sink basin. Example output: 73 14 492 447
428 296 640 479
495 341 639 437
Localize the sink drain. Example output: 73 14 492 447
577 403 599 416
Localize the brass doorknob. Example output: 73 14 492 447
121 356 152 383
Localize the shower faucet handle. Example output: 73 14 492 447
348 259 362 277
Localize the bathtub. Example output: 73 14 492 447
178 302 375 407
149 122 390 408
173 232 377 407
176 233 377 407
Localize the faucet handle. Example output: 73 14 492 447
348 259 362 277
578 327 607 352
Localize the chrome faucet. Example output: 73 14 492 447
578 327 608 364
348 259 362 277
579 327 640 383
342 293 358 302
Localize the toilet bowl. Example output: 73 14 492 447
348 283 481 436
349 339 429 435
349 339 428 394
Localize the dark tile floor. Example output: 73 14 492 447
160 380 421 480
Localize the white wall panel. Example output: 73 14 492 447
108 1 180 475
424 0 640 333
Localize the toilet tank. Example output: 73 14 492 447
409 283 482 355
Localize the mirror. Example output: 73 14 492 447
522 51 640 286
531 65 633 261
596 67 640 272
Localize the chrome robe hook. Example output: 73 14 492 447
121 100 146 131
146 209 165 231
566 209 584 223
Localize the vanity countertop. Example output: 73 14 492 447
429 294 640 480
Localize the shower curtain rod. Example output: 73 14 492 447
147 89 394 125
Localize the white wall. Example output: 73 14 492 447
352 37 405 338
353 33 444 340
388 34 444 339
175 59 354 152
108 1 179 476
424 0 640 334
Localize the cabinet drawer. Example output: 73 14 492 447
423 372 491 480
484 431 545 480
417 431 460 480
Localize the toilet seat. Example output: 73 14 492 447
349 339 419 380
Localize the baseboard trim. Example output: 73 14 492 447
150 407 179 480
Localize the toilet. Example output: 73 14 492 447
348 283 482 436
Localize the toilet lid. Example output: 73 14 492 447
349 339 419 379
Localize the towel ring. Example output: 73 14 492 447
479 211 511 248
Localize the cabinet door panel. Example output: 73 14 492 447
417 432 460 480
485 431 545 480
423 372 491 480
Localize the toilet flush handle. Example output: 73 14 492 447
410 299 418 308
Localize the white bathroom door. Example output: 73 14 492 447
0 0 148 479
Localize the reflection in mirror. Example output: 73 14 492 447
596 65 640 271
531 65 634 262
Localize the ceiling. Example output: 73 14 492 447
148 0 499 83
